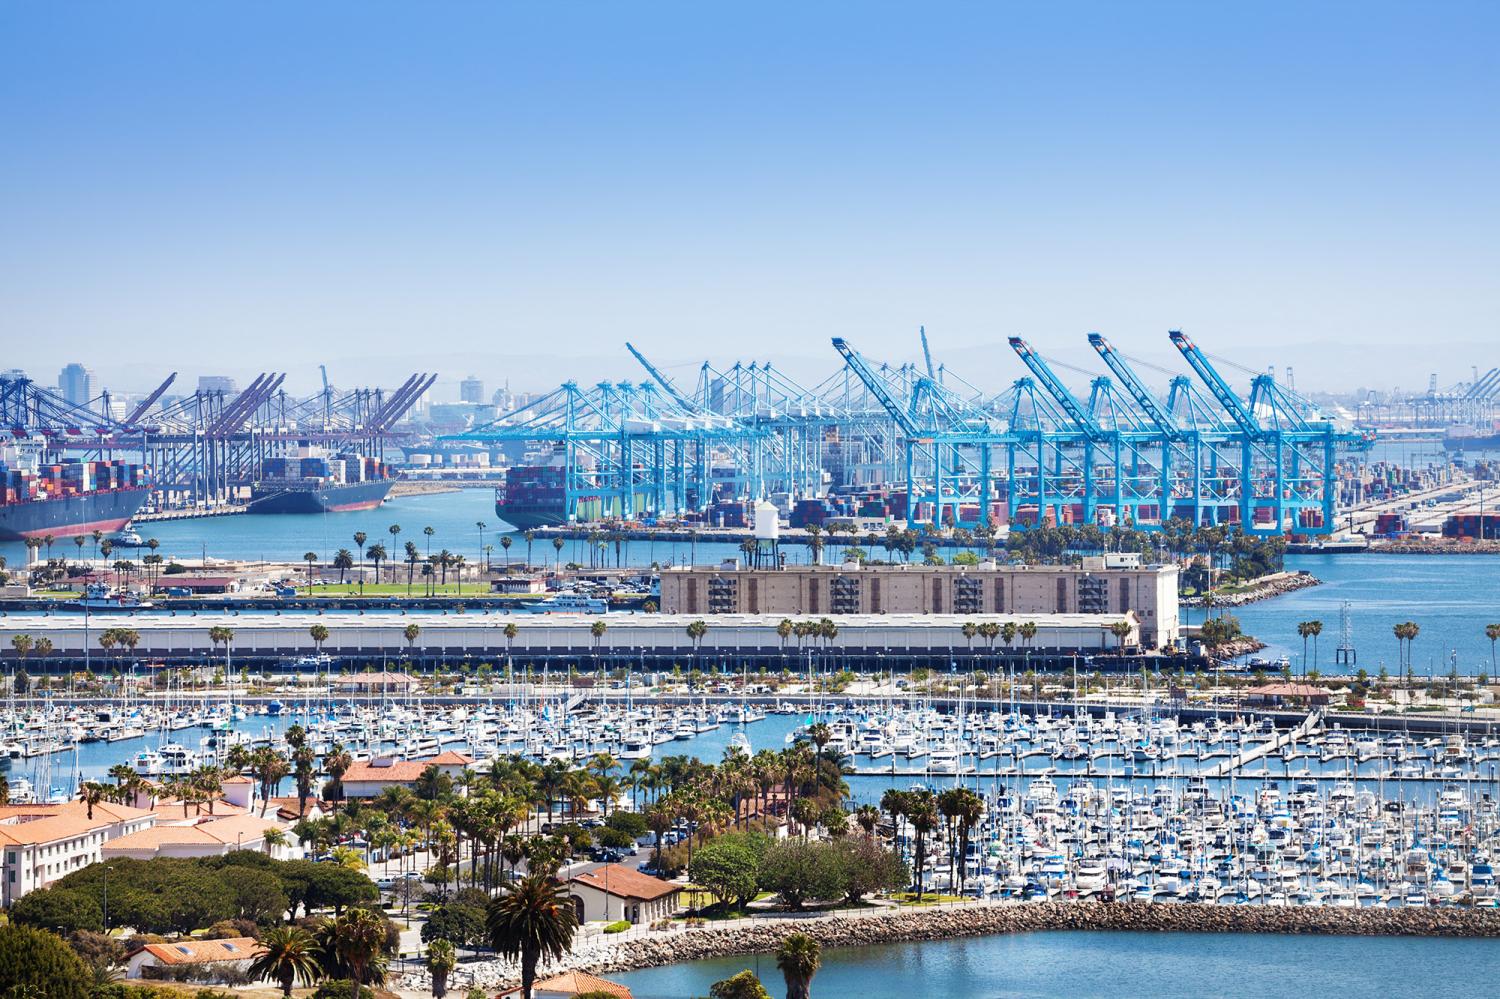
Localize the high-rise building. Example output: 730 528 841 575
59 363 95 407
460 375 485 404
197 375 238 395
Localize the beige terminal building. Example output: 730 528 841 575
660 555 1180 649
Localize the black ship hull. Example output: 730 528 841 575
247 480 393 514
0 489 148 541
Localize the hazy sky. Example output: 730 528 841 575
2 2 1496 399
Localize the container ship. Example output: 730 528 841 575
0 444 149 541
247 450 393 515
1443 426 1500 452
494 460 571 530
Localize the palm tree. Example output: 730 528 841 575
906 790 938 900
209 626 234 676
427 937 457 998
485 873 579 999
78 781 107 820
333 548 355 585
363 542 385 587
961 621 978 651
310 623 330 655
775 933 822 999
326 907 388 998
1487 623 1500 675
353 531 368 593
249 925 321 998
552 536 564 571
590 619 607 651
404 623 421 657
503 622 518 655
524 529 536 566
1306 620 1323 672
686 619 708 655
303 551 319 590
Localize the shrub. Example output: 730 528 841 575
10 886 103 934
67 927 127 971
204 917 261 940
0 923 92 999
605 811 649 839
312 983 375 999
603 919 632 933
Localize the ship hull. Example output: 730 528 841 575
1444 434 1500 452
494 500 568 530
247 480 393 515
0 489 148 541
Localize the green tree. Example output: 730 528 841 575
0 925 89 997
427 937 458 999
485 873 578 999
776 932 822 999
710 970 773 999
689 837 760 910
324 907 389 999
249 925 322 998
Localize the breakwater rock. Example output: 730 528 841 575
409 901 1500 994
1184 571 1320 608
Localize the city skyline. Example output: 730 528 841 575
4 2 1498 394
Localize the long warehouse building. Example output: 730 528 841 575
0 610 1145 661
659 556 1179 648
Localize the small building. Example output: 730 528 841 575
333 670 419 693
102 813 291 860
340 751 475 798
127 936 263 980
491 575 548 594
499 971 634 999
1244 682 1331 707
567 864 681 925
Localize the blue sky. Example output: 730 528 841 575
1 2 1496 397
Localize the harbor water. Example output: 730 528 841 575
608 929 1500 999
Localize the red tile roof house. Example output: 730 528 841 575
567 863 682 925
1244 683 1332 707
498 971 635 999
341 751 476 798
101 813 291 861
126 936 264 980
0 801 157 906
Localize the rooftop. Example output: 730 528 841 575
569 863 681 901
139 937 264 966
499 970 634 999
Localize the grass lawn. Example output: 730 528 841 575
300 582 507 597
892 891 966 906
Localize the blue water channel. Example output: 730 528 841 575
608 929 1500 999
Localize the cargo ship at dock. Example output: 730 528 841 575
0 443 149 540
247 449 393 515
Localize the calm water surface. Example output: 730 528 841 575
610 930 1500 999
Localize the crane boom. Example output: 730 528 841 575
1168 330 1261 436
625 342 696 409
1007 337 1104 440
831 338 921 437
123 372 177 427
1087 334 1179 439
919 326 936 381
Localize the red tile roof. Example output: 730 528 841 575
499 971 634 998
569 864 680 901
140 937 263 966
